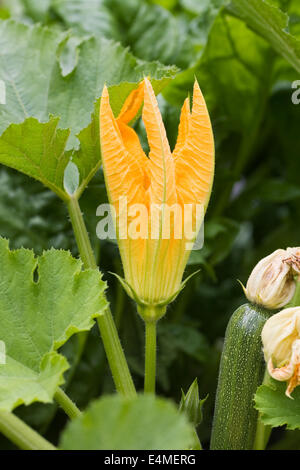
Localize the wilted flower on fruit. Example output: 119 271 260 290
243 248 300 309
284 247 300 279
262 307 300 398
99 78 214 320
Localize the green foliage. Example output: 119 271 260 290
0 238 107 412
0 19 177 199
0 0 300 450
255 380 300 430
51 0 205 68
0 117 70 200
0 168 73 253
164 11 275 135
60 394 195 450
229 0 300 73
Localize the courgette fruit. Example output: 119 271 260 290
210 303 271 450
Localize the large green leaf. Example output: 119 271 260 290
0 19 176 199
0 117 70 201
51 0 200 68
47 34 177 149
164 11 274 135
0 238 108 412
0 19 175 136
60 394 195 450
229 0 300 73
255 379 300 430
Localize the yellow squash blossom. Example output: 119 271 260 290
99 78 214 320
262 307 300 398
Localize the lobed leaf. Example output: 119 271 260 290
0 19 177 199
255 379 300 430
0 117 70 201
0 238 108 412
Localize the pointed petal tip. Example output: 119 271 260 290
193 78 203 99
183 96 191 113
285 387 294 400
193 76 199 86
101 84 108 97
143 76 154 94
100 85 110 117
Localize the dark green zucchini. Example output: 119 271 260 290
210 303 271 450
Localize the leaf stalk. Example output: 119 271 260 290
0 411 56 450
67 195 136 398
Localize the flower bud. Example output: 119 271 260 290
179 378 206 426
262 307 300 398
244 248 300 309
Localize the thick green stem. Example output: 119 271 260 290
0 411 56 450
66 195 136 398
67 197 97 269
253 371 272 450
54 388 81 420
97 308 136 397
144 320 157 394
114 259 126 330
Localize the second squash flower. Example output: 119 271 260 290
262 307 300 398
99 78 214 320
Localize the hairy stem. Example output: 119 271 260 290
97 308 136 398
54 388 81 420
144 320 157 394
0 411 56 450
67 197 97 269
67 196 136 398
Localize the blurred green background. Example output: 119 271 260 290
0 0 300 449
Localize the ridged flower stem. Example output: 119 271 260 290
97 307 137 398
67 195 136 398
54 388 81 420
144 320 157 394
0 411 56 450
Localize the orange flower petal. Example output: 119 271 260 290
173 97 191 160
99 85 145 208
117 82 144 125
174 80 214 208
100 85 147 288
142 77 176 206
117 121 150 192
99 79 215 306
